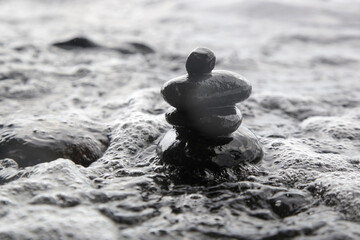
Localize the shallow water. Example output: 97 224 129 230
0 0 360 239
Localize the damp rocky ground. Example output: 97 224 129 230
0 0 360 239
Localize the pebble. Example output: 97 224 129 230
161 70 252 110
185 47 216 75
157 127 263 168
0 116 109 167
53 37 99 50
165 106 243 136
53 36 155 55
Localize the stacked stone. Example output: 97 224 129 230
158 48 263 168
162 47 251 137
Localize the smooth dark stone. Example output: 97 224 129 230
53 37 99 50
0 117 109 167
186 47 216 75
165 106 243 136
53 37 155 55
113 42 155 55
157 126 263 168
161 70 252 110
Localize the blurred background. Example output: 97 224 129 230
1 0 359 90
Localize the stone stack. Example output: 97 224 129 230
157 48 263 168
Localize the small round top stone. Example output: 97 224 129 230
186 47 216 75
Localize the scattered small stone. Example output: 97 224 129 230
53 37 99 50
114 42 155 55
53 36 155 55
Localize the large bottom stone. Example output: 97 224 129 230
157 126 263 168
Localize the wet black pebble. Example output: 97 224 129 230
157 127 263 168
0 117 109 167
185 47 216 75
114 42 155 55
161 70 252 110
53 36 155 55
53 37 99 50
165 106 243 136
